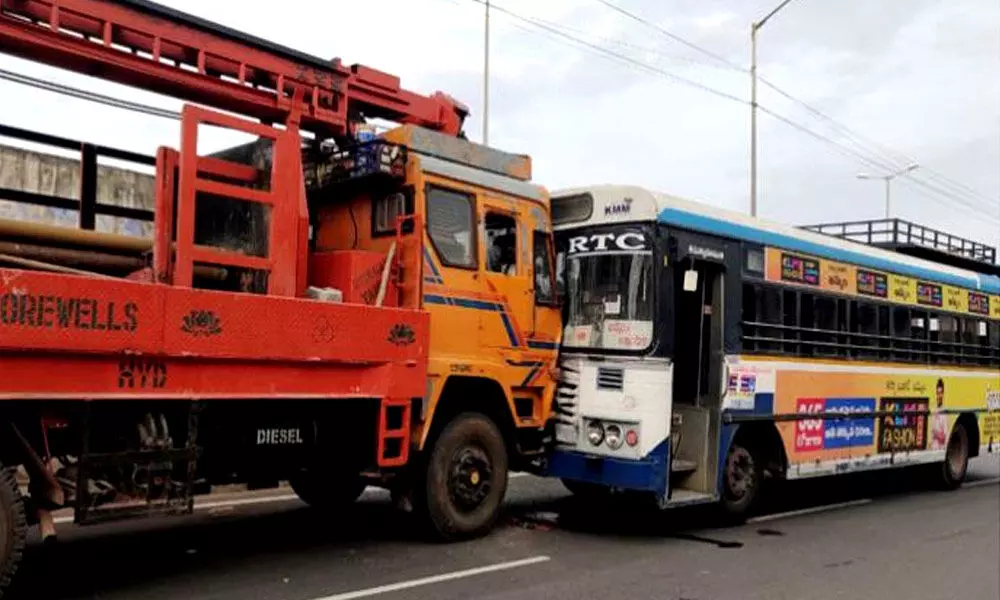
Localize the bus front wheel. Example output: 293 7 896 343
719 439 761 522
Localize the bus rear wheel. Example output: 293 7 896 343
719 439 761 522
933 421 969 490
414 412 508 541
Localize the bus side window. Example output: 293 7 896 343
532 230 555 304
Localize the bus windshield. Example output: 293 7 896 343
558 227 655 352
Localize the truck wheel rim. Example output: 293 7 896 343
449 446 492 511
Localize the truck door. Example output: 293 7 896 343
480 195 532 348
529 228 560 341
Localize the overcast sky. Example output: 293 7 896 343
2 0 998 249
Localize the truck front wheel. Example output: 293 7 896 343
415 412 508 541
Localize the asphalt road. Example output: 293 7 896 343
12 456 1000 600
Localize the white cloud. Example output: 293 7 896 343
694 11 738 30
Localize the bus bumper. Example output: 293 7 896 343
545 441 668 493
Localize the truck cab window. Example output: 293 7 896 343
374 191 407 235
533 230 554 304
427 186 475 268
485 212 517 275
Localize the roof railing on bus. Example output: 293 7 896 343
800 218 997 266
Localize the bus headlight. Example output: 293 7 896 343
604 424 624 449
586 420 605 446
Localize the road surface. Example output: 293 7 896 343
13 455 1000 600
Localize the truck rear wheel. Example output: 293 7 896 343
0 465 27 598
415 412 508 541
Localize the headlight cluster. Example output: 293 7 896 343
584 419 638 450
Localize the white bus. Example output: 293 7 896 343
546 184 1000 519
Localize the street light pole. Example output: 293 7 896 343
750 24 758 218
483 0 490 146
750 0 797 218
856 163 919 219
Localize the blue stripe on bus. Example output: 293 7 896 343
546 440 669 493
753 392 774 415
658 207 1000 293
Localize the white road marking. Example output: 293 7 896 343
311 556 551 600
964 477 1000 488
748 498 873 523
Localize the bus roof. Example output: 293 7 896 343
552 184 1000 294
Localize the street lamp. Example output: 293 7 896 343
750 0 798 218
857 163 919 219
483 0 490 146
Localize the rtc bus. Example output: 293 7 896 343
546 184 1000 518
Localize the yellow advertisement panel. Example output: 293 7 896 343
774 368 1000 466
889 274 916 305
943 286 968 313
763 247 998 321
821 260 855 295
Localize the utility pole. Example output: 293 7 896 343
750 0 797 218
483 0 490 146
857 163 919 219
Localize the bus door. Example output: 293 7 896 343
668 239 727 499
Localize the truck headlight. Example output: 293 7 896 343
586 420 604 446
605 424 624 449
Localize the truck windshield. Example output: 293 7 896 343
558 227 654 352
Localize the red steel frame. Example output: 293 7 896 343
173 104 308 297
0 0 466 137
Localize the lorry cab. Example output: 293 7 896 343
305 124 562 536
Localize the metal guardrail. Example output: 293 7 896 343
0 123 156 230
800 218 997 265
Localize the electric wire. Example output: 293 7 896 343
0 67 181 120
588 0 999 212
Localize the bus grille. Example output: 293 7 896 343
596 366 624 391
553 361 580 446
